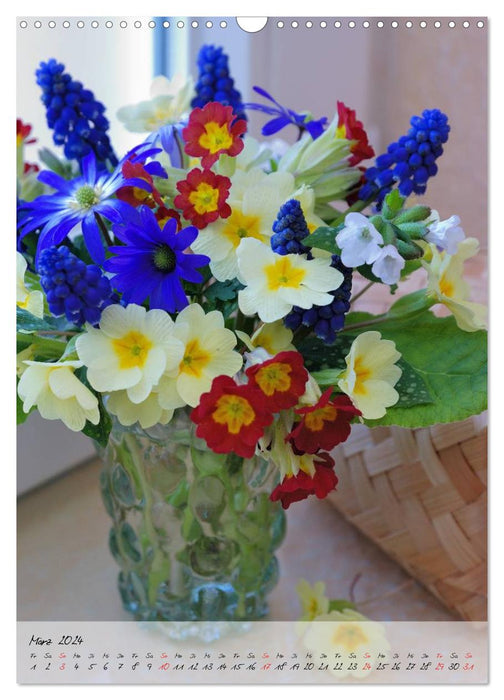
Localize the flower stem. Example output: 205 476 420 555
94 212 113 247
342 314 388 332
350 281 375 305
329 197 375 228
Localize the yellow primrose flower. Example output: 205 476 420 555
191 168 324 282
157 304 243 409
117 75 194 133
422 238 487 332
17 360 99 431
237 239 343 324
338 331 402 419
107 390 174 430
17 252 43 318
302 609 390 680
236 320 294 355
296 579 330 621
76 304 184 404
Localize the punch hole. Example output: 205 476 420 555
237 17 267 32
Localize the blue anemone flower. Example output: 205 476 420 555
104 206 210 313
18 144 158 265
245 86 328 139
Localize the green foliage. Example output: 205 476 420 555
343 311 487 427
17 307 57 333
74 367 112 447
301 225 342 254
328 599 357 613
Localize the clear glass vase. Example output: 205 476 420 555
98 410 286 623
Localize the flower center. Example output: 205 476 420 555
152 244 177 273
198 121 233 154
265 257 307 291
304 405 338 431
254 362 292 397
112 331 153 369
439 273 454 298
352 356 371 395
212 394 256 434
332 623 369 652
179 339 211 377
74 184 100 209
188 182 220 214
222 210 263 249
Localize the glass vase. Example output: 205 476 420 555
98 410 286 624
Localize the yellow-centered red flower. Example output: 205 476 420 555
183 102 246 168
174 167 231 229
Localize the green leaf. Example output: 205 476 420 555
328 599 357 613
301 225 341 253
386 289 434 319
299 336 433 408
394 205 431 224
381 190 405 219
16 307 57 333
345 311 487 427
74 367 112 447
205 278 243 303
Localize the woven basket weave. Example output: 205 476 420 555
327 414 487 621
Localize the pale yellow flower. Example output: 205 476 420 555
236 320 294 355
76 304 184 404
422 238 487 332
17 252 43 318
338 331 402 419
17 360 99 431
302 609 390 680
107 390 174 429
296 579 330 621
157 304 243 409
117 75 194 133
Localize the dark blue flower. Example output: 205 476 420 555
284 256 353 344
36 58 117 166
271 199 311 256
37 245 113 327
18 145 157 265
359 108 450 206
245 86 328 139
104 207 210 313
191 45 246 122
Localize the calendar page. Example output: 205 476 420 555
16 14 488 686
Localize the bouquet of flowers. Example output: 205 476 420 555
17 47 487 514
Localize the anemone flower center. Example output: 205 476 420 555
74 184 100 209
153 244 177 273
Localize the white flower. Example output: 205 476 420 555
191 168 324 282
371 244 405 285
236 320 294 356
157 304 243 409
422 238 486 332
17 252 43 318
107 390 174 429
75 304 184 404
237 239 343 323
425 214 465 255
335 212 383 267
338 331 402 419
117 75 194 133
296 579 330 621
17 360 99 431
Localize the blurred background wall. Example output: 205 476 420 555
17 17 487 492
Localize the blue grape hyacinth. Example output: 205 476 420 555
36 58 117 165
38 245 113 327
359 108 450 206
191 45 246 121
271 199 311 256
284 256 353 344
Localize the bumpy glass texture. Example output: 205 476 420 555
98 411 286 622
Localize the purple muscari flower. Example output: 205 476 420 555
245 86 328 139
18 144 159 265
104 206 210 314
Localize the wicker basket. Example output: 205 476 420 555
327 414 487 621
